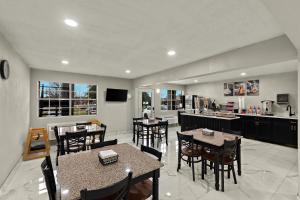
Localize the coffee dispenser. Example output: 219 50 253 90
261 100 274 115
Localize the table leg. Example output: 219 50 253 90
237 140 241 176
60 137 65 155
214 153 220 191
152 170 160 200
147 127 150 147
133 124 136 143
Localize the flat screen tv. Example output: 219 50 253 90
106 88 128 102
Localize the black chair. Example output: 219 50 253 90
155 117 163 121
99 124 107 142
90 139 118 149
53 126 61 166
65 130 87 154
177 131 202 181
41 156 57 200
128 145 162 200
76 122 93 145
135 122 153 147
133 118 143 142
202 137 238 192
152 120 168 148
80 172 133 200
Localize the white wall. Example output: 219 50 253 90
186 72 297 115
0 34 30 186
30 69 134 134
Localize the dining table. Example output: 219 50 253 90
57 124 105 155
133 119 167 147
57 143 162 200
181 128 242 191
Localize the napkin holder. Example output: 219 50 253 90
98 150 118 165
203 128 214 136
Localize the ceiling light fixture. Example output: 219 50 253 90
125 70 131 74
167 50 176 56
240 72 246 76
61 60 69 65
194 80 198 83
64 19 78 27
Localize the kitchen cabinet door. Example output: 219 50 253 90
272 119 290 145
244 118 256 139
256 118 272 142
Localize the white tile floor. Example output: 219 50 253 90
0 126 298 200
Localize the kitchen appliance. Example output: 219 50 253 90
277 94 289 104
261 100 274 116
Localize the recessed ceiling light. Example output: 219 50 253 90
167 50 176 56
194 80 198 83
125 70 131 74
61 60 69 65
64 19 78 27
240 72 246 76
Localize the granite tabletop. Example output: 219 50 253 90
57 143 161 200
181 129 242 147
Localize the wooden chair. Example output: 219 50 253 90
133 118 143 142
23 128 50 161
136 122 153 147
91 139 118 149
65 130 87 154
80 172 133 200
202 137 238 192
41 155 58 200
152 120 168 148
177 131 202 181
128 145 162 200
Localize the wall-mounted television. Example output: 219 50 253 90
106 88 128 102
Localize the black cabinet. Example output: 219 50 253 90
239 115 297 148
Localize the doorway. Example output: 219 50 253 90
138 88 154 118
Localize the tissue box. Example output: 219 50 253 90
98 150 118 165
203 128 214 136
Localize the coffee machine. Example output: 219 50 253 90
261 100 274 115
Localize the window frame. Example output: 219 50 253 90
160 88 184 111
37 81 98 118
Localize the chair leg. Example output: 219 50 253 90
56 148 59 166
221 164 224 192
210 161 213 170
204 160 207 174
228 165 231 179
177 154 181 172
188 157 191 167
192 157 195 182
136 133 139 146
231 164 237 184
201 160 205 180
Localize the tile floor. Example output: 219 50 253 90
0 126 298 200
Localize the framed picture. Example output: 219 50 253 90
224 82 234 96
247 80 259 96
234 81 246 96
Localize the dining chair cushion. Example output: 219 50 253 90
128 179 152 200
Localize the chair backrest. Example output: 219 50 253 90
141 145 162 161
155 117 163 121
133 117 143 122
222 128 241 136
41 156 56 200
223 137 238 161
158 120 168 131
80 172 133 200
100 124 107 142
53 126 60 144
177 131 194 151
76 122 92 126
143 113 149 119
90 139 118 149
65 130 87 152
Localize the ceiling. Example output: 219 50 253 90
0 0 283 79
167 60 298 85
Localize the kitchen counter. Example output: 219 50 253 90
236 113 298 120
181 113 240 120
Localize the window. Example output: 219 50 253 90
160 89 183 110
38 81 97 117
